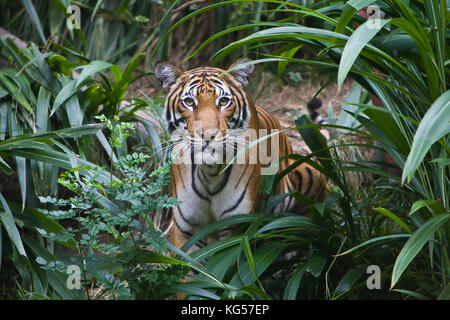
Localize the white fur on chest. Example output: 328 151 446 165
174 164 252 234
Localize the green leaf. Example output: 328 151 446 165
338 19 390 86
346 0 378 10
163 283 221 300
0 102 7 141
0 72 33 113
8 109 27 209
276 44 303 76
202 246 241 282
374 208 413 234
230 242 287 288
409 200 434 216
191 237 242 262
402 90 450 183
222 58 285 77
333 265 366 298
182 214 260 252
391 213 450 289
36 87 51 133
51 79 76 116
16 52 54 77
20 0 46 44
166 244 235 293
392 289 431 300
0 156 11 174
336 82 363 131
306 251 328 278
75 60 113 89
430 157 450 168
361 107 409 155
65 92 83 127
134 249 188 265
336 234 411 257
0 193 27 257
23 235 82 299
91 0 105 21
334 3 357 35
0 124 104 151
437 283 450 300
0 84 8 99
8 202 77 250
284 264 307 300
257 215 324 234
241 235 265 293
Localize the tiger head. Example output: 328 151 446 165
155 58 256 165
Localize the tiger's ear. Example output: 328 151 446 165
227 58 254 87
154 61 182 90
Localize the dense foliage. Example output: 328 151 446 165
0 0 448 300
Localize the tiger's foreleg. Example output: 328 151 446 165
171 218 190 252
171 220 190 300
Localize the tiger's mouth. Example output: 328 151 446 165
190 139 230 165
169 128 248 165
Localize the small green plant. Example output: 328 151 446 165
36 118 183 299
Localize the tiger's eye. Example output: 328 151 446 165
183 98 195 107
219 97 230 106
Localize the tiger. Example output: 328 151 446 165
154 58 329 252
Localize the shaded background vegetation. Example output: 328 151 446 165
0 0 448 300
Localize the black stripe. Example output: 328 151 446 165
211 79 223 85
172 185 199 228
242 99 248 122
174 115 184 127
282 133 289 155
220 166 255 218
198 164 233 196
198 168 210 186
284 176 296 211
293 170 303 193
235 91 244 126
173 215 194 237
236 118 244 129
209 165 232 195
167 121 176 134
235 163 249 188
316 180 327 201
191 164 211 202
266 113 276 129
209 164 225 177
304 167 314 196
176 205 199 227
189 79 201 86
258 111 270 129
165 100 172 121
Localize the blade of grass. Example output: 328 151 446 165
338 19 390 87
402 90 450 183
391 213 450 289
0 193 27 257
20 0 46 44
374 208 413 234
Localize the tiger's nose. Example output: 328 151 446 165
197 128 220 142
